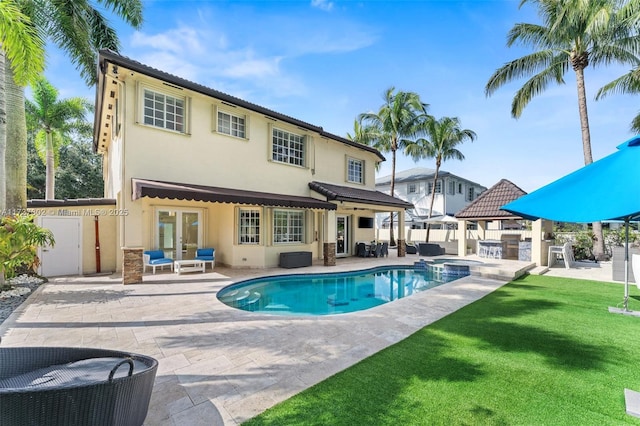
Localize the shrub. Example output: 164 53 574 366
0 214 55 280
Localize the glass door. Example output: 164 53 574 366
156 209 202 260
336 215 349 257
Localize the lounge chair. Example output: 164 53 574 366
194 248 215 269
142 250 173 274
418 243 445 256
405 243 418 254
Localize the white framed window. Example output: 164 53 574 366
273 210 304 243
467 187 475 201
272 128 305 167
407 183 416 194
217 110 246 138
427 181 442 194
458 183 463 194
142 88 186 132
347 158 363 184
239 209 260 244
448 180 456 195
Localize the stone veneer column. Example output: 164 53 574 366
122 247 143 284
397 239 406 257
324 242 336 266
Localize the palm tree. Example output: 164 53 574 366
358 87 430 246
0 0 45 211
596 68 640 131
3 0 143 210
26 77 92 199
404 116 476 242
484 0 640 260
346 118 382 171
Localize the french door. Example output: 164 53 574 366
156 209 202 260
336 215 350 257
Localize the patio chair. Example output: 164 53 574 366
372 243 382 258
142 250 173 274
562 242 575 269
356 242 368 258
194 248 215 269
381 242 389 257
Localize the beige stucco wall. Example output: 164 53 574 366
99 64 390 269
33 206 118 274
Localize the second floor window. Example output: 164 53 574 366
143 89 185 132
428 181 442 194
347 158 363 184
458 183 463 194
273 128 304 166
218 111 246 138
467 187 475 201
448 181 456 195
273 210 304 243
407 183 416 193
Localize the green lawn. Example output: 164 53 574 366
245 275 640 425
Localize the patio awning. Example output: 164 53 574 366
309 181 414 209
132 178 337 210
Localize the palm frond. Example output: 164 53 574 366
511 55 569 117
486 49 559 97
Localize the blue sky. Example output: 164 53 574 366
44 0 640 192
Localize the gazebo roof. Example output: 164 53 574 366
455 179 527 220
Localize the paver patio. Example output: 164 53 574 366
0 255 613 425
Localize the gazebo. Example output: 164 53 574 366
454 179 553 264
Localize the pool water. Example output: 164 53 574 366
217 266 469 316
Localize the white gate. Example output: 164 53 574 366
39 217 81 277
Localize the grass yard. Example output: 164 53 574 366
244 275 640 425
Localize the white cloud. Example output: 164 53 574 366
311 0 334 11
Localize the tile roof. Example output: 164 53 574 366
96 50 384 161
309 181 414 209
455 179 527 220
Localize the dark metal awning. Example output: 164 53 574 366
132 178 336 210
309 181 414 209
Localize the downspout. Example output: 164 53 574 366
94 215 101 273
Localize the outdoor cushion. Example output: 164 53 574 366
0 357 149 390
144 250 166 260
148 257 173 265
195 248 215 260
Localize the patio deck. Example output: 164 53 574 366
0 255 613 425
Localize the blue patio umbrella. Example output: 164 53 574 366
501 136 640 312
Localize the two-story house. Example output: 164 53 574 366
92 50 413 283
375 167 487 228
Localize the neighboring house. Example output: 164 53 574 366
375 167 487 228
85 50 413 283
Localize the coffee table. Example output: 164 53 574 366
174 259 205 275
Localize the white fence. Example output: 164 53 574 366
376 228 537 243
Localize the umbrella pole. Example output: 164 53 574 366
624 218 630 312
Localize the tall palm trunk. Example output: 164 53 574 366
45 131 54 199
0 49 6 212
5 60 27 210
575 64 606 260
425 161 441 242
389 145 397 246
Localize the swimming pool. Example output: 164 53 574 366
217 266 469 316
